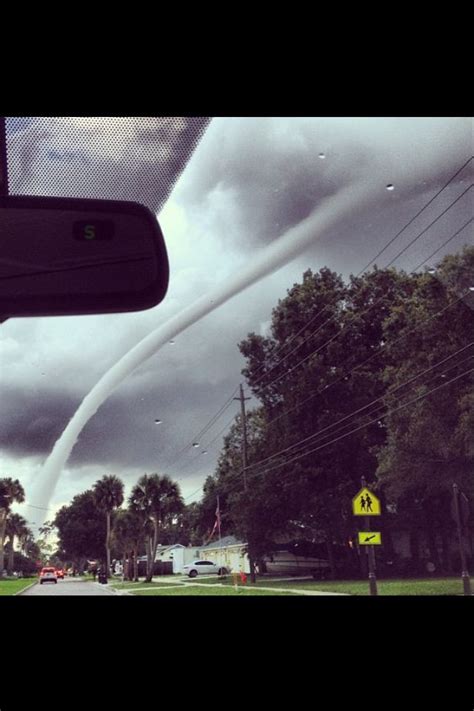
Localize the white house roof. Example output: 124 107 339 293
200 535 246 550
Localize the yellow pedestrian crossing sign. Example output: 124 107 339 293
358 531 382 545
352 487 381 515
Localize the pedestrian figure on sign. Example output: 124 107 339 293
360 496 366 512
365 494 373 512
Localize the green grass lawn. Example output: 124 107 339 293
105 575 471 596
0 578 37 596
132 585 297 596
193 576 470 595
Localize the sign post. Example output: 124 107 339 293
352 477 381 596
452 483 472 596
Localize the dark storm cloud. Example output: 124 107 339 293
0 374 238 474
6 117 211 213
0 385 79 456
0 309 248 471
180 117 473 250
68 375 242 473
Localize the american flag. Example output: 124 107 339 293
215 497 221 532
204 497 221 544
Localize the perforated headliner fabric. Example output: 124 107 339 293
5 117 211 213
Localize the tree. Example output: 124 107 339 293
235 266 412 563
112 508 143 581
54 490 107 572
5 513 29 575
375 248 474 570
0 478 25 573
92 475 124 575
129 474 184 582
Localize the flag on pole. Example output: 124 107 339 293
204 497 222 545
216 496 221 541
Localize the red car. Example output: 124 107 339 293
56 568 65 579
39 567 57 584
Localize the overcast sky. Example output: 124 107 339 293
1 117 472 535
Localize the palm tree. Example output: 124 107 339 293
0 478 25 573
93 475 124 576
112 509 144 581
5 513 28 575
112 510 132 580
129 473 183 582
19 527 35 557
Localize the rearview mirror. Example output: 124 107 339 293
0 195 169 319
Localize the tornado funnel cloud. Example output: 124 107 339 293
27 181 393 519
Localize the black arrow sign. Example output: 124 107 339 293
364 534 376 542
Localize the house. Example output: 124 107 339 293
136 544 203 574
199 536 250 574
155 544 202 574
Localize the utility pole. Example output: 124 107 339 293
234 383 256 582
452 483 472 596
361 476 378 596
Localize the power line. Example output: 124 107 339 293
411 217 473 272
243 342 474 474
233 365 474 487
183 485 204 502
176 286 472 498
249 300 336 384
256 187 473 394
267 278 469 434
162 385 239 470
246 161 473 392
356 156 473 275
173 410 241 484
275 353 474 465
184 348 474 505
384 183 472 268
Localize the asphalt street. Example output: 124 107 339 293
20 577 116 595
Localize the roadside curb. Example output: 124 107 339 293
107 586 133 596
16 580 38 596
92 581 121 595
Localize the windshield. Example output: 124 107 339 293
1 117 472 597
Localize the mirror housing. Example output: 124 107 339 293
0 195 169 318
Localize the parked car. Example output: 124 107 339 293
182 560 228 578
39 567 58 584
55 568 65 579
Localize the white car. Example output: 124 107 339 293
182 560 228 578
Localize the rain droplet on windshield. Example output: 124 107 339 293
169 339 175 344
154 419 162 424
386 184 395 191
318 153 326 159
192 442 200 448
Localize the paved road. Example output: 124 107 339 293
20 577 116 596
